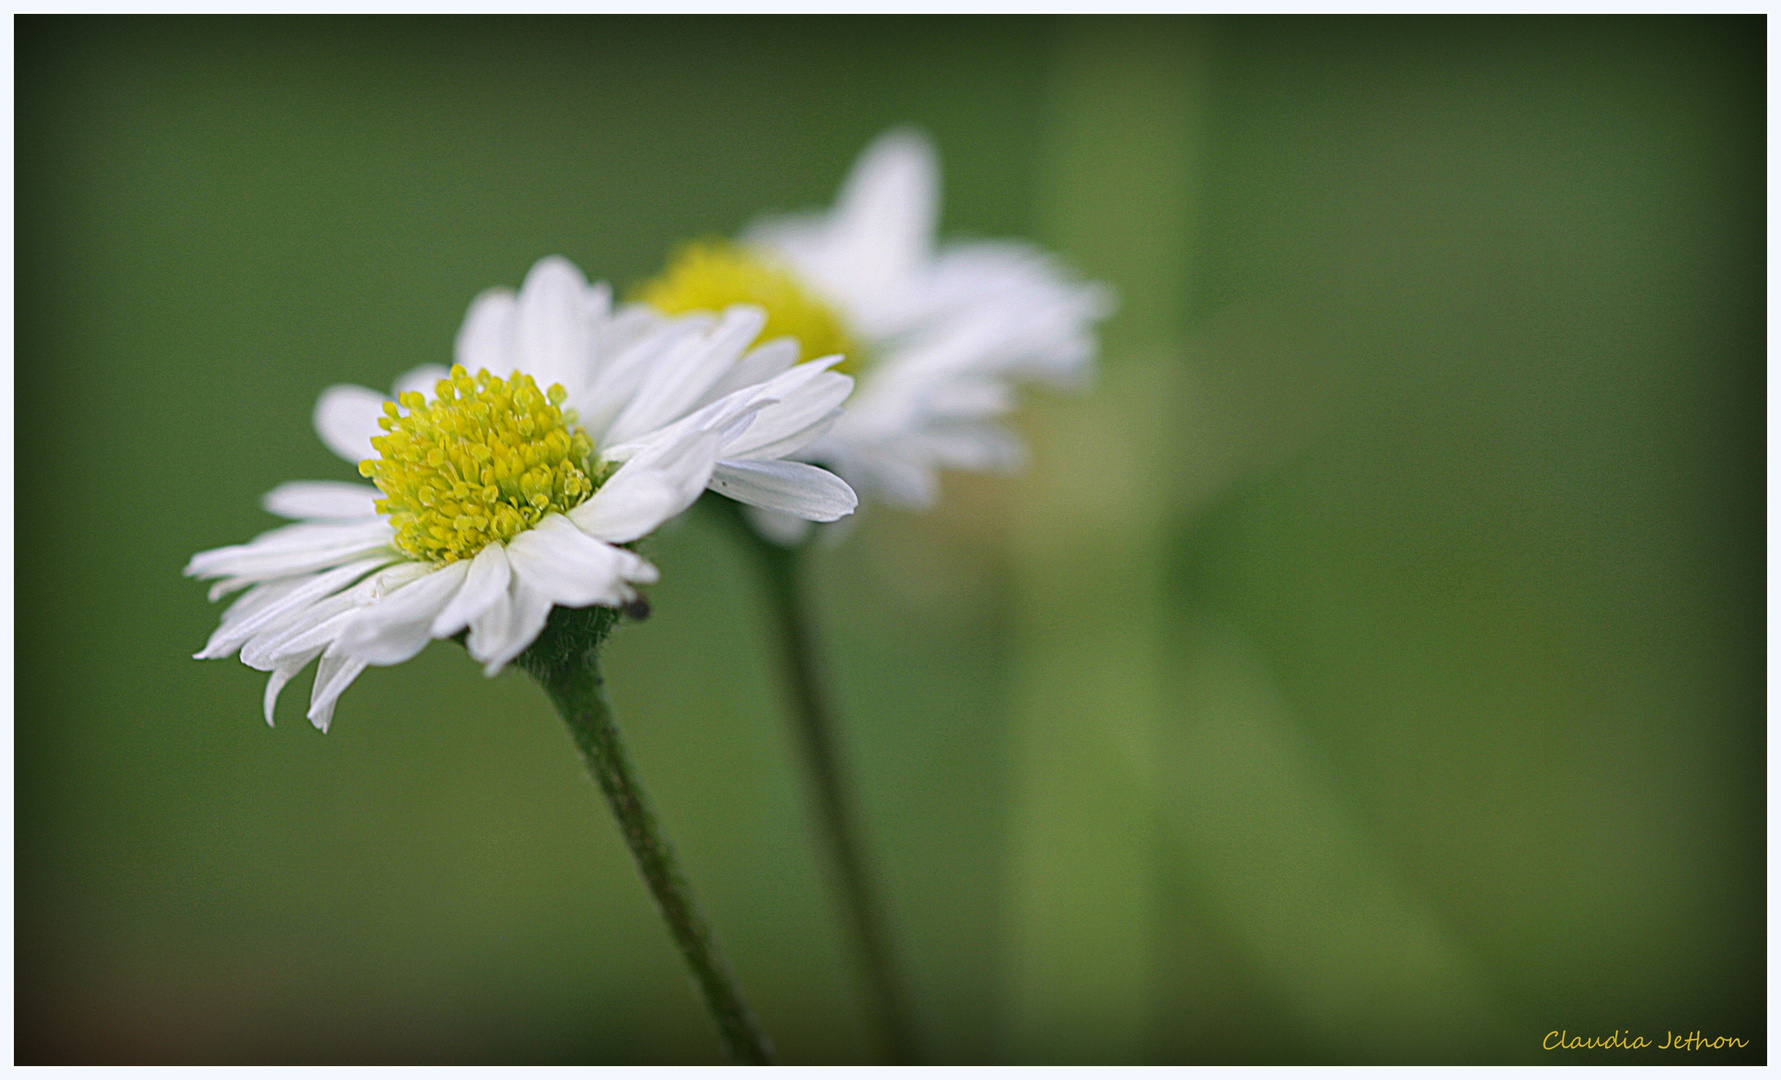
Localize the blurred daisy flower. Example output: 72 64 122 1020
638 127 1113 541
187 256 857 730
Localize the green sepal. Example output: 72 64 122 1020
512 603 622 683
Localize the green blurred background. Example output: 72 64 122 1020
16 15 1763 1064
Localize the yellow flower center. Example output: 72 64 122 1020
635 239 859 374
359 364 603 564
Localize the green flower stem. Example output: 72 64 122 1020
711 498 918 1064
518 606 776 1066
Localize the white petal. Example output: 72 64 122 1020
574 316 710 445
513 256 592 392
734 408 843 465
393 364 452 401
828 440 940 510
192 520 391 565
908 420 1027 472
923 378 1017 421
838 128 939 248
261 481 383 521
240 594 355 671
602 305 766 448
721 370 853 460
262 649 321 727
734 409 845 466
206 578 307 639
313 384 390 464
600 383 773 466
185 521 395 582
195 556 391 659
430 542 512 638
465 581 517 674
246 562 434 673
259 607 359 665
234 566 418 672
504 515 656 610
695 336 800 408
709 460 857 522
190 539 392 584
819 127 941 331
308 644 368 733
571 430 721 544
472 572 555 677
337 561 470 666
582 279 614 323
455 287 518 373
606 350 840 463
207 575 260 603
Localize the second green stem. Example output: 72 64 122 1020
716 499 919 1063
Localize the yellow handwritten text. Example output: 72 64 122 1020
1544 1030 1650 1050
1658 1031 1750 1051
1544 1029 1749 1051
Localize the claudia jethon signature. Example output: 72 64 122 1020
1544 1029 1749 1051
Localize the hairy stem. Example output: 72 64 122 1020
712 498 919 1063
520 607 776 1065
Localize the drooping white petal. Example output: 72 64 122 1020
207 575 259 603
207 577 308 638
313 384 390 464
237 562 432 672
429 542 513 638
262 648 322 727
258 607 357 667
470 571 555 677
464 579 516 675
262 481 383 521
239 598 350 672
195 556 392 659
504 515 656 610
308 643 369 733
709 460 858 522
337 561 471 666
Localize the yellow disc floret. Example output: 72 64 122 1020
359 365 601 564
635 239 859 374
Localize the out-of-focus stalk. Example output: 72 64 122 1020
711 497 919 1064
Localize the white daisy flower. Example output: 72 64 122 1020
637 127 1113 541
187 256 858 731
